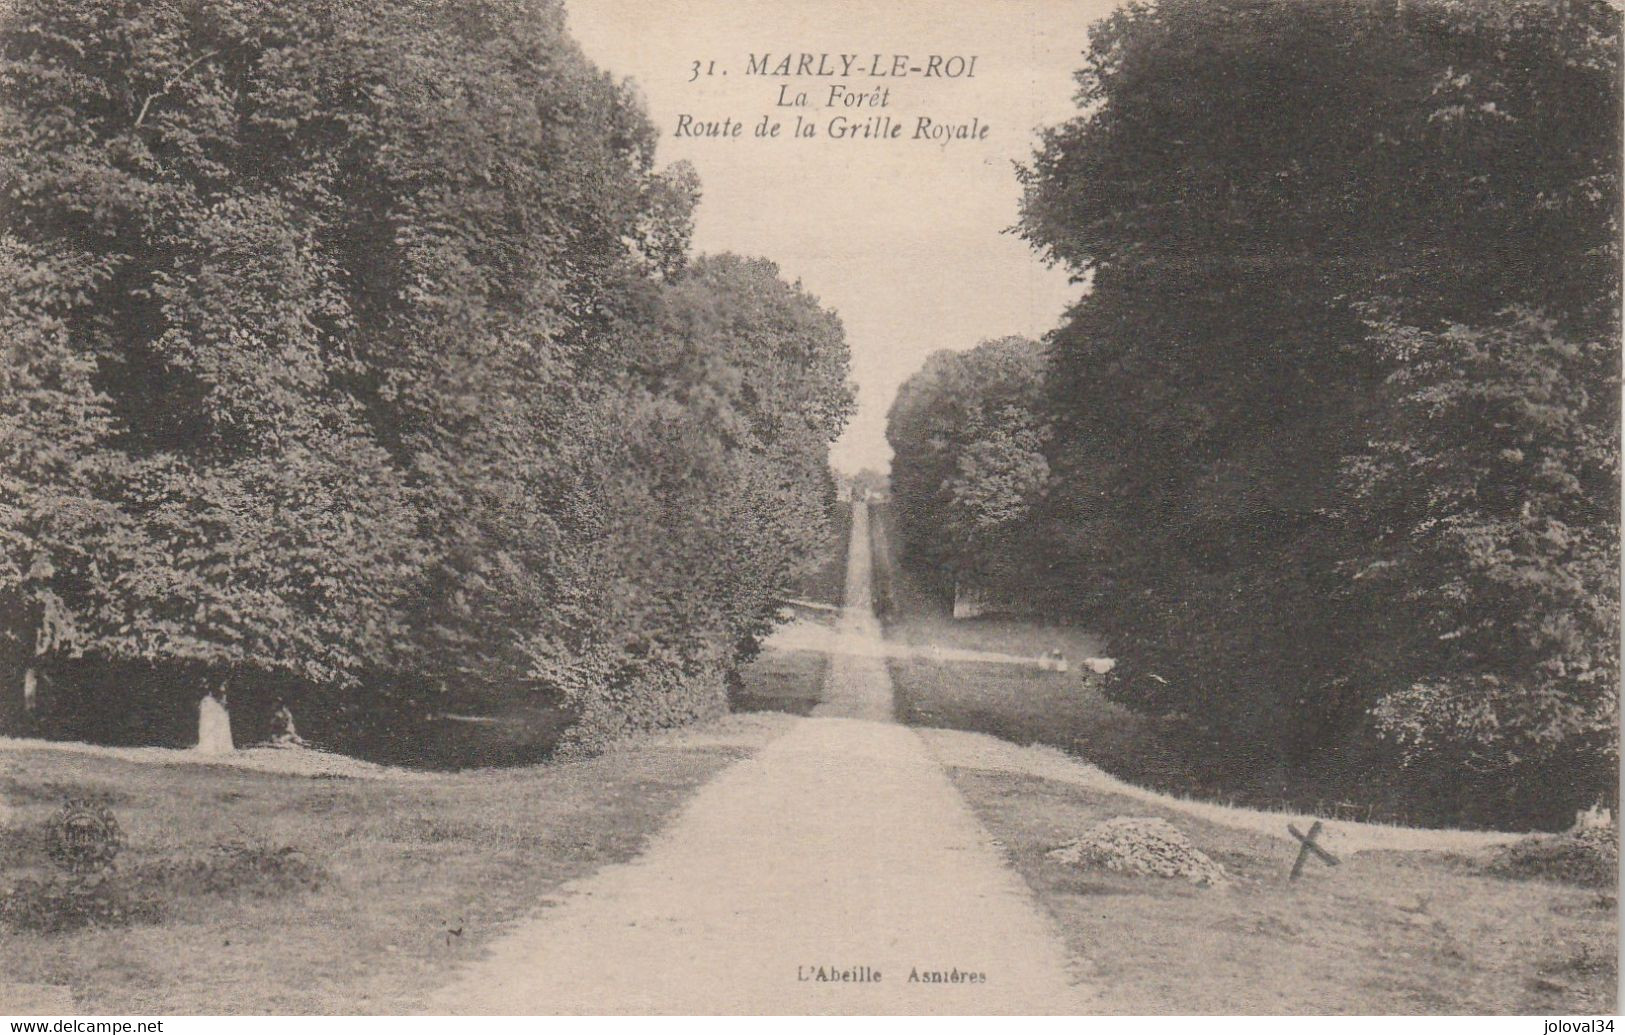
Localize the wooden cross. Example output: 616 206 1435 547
1287 821 1339 880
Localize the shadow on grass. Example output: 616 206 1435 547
729 648 826 717
0 716 787 1012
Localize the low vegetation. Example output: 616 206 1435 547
1481 828 1619 891
944 761 1617 1015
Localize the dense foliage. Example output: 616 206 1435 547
0 0 851 754
886 337 1050 600
889 0 1619 826
540 255 853 748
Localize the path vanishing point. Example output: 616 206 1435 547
429 501 1092 1014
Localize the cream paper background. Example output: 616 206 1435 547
567 0 1121 473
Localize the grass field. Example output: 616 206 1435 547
0 714 791 1014
944 760 1617 1014
890 652 1215 800
872 504 1549 826
728 648 827 717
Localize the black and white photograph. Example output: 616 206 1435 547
0 0 1619 1019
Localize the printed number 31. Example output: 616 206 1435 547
689 60 717 82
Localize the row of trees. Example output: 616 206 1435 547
0 0 852 755
889 0 1619 827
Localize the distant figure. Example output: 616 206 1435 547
1081 656 1117 675
196 690 234 754
1043 649 1069 673
268 703 307 749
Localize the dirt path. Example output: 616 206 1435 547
428 501 1091 1014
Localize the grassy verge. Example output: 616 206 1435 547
0 713 791 1014
729 648 827 717
889 655 1207 797
870 504 1210 798
944 762 1617 1014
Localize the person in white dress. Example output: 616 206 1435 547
196 688 234 754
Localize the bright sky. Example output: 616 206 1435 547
567 0 1120 474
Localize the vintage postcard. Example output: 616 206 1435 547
0 0 1618 1019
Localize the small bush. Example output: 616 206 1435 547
0 876 161 934
1487 827 1618 888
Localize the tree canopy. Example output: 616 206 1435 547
884 0 1618 827
0 0 852 755
887 336 1049 597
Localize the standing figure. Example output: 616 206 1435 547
196 687 234 754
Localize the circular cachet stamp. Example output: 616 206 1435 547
47 798 125 876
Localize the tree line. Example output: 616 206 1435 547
888 0 1619 828
0 0 853 757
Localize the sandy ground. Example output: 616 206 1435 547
428 502 1091 1014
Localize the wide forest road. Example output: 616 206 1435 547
429 502 1090 1014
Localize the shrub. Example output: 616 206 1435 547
1486 827 1619 889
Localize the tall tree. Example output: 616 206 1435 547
887 337 1049 599
0 0 719 741
540 254 854 750
2 0 854 754
1016 0 1619 824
